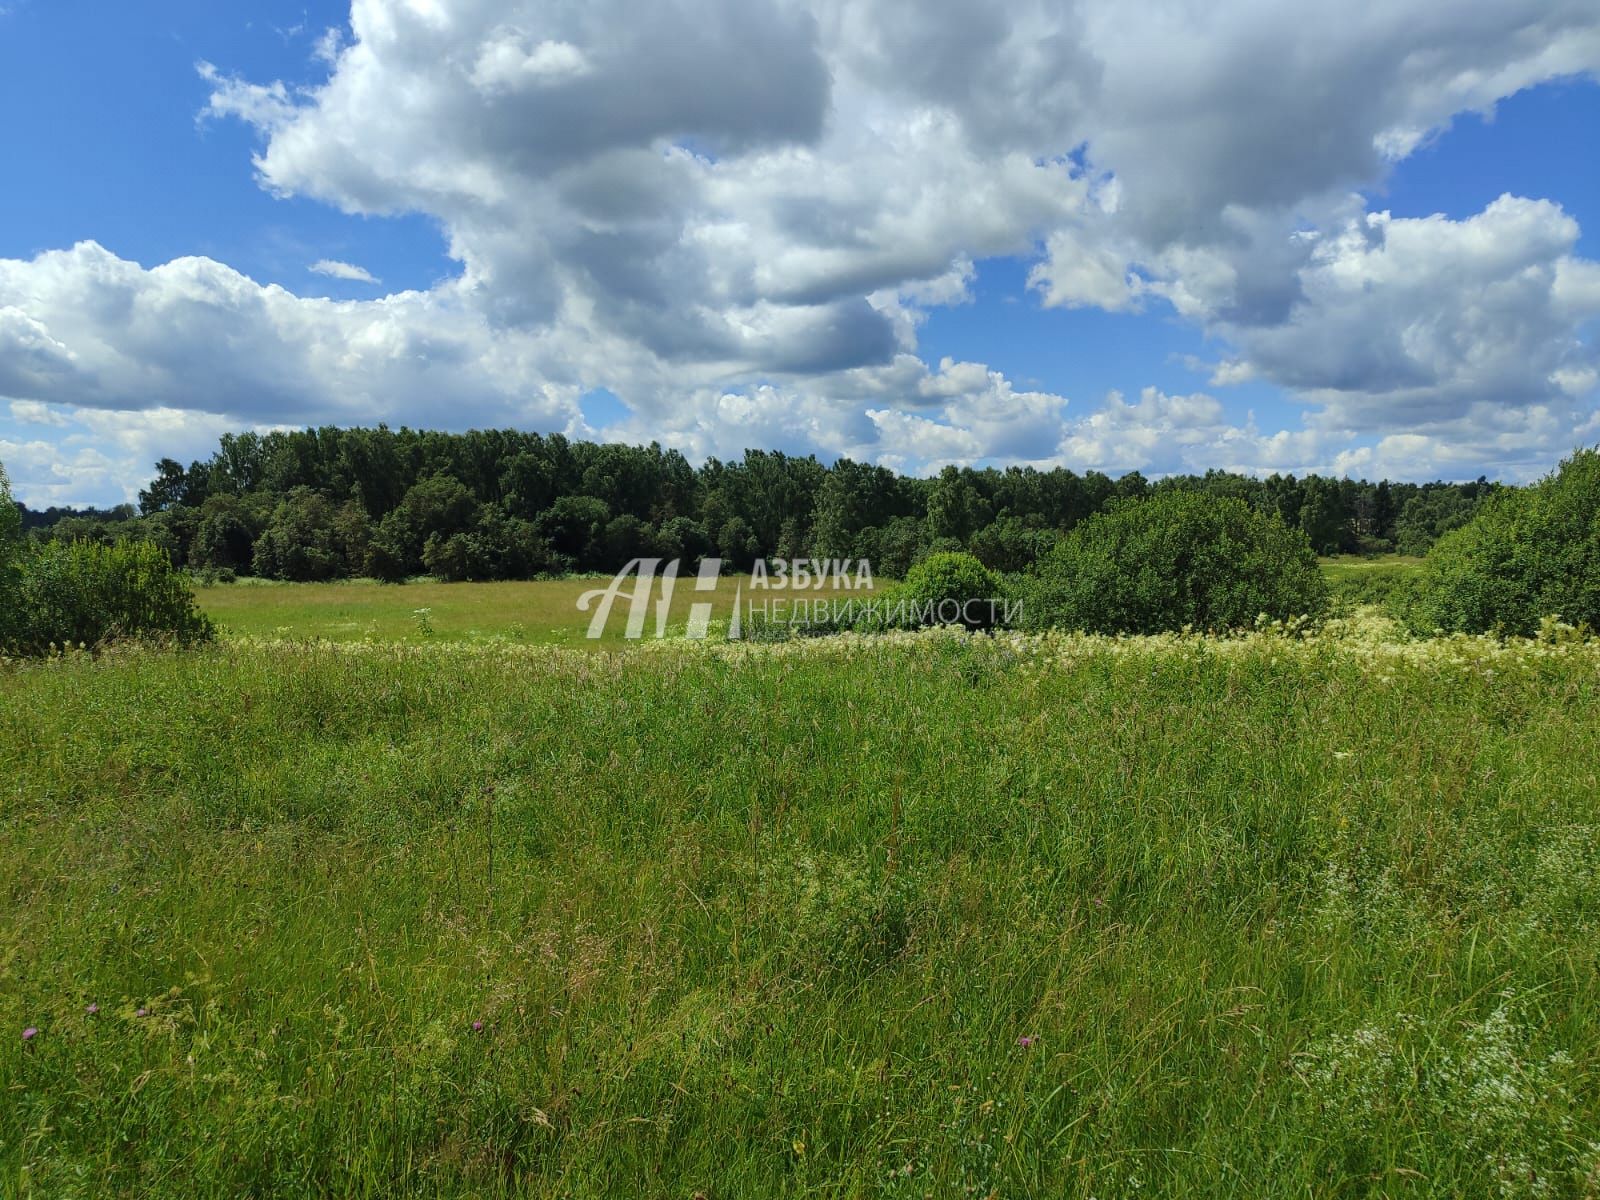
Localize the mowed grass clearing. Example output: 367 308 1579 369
195 573 885 647
3 629 1600 1196
195 558 1420 647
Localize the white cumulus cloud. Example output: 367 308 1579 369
2 0 1599 502
309 258 380 283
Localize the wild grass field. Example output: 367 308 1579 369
1320 556 1425 614
4 624 1600 1197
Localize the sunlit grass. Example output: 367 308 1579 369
3 628 1599 1196
1319 553 1425 582
195 563 1421 649
194 574 887 647
1320 555 1424 614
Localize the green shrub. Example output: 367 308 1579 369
1408 448 1600 635
1024 491 1328 634
4 539 214 655
0 461 21 648
894 550 1006 630
0 461 18 552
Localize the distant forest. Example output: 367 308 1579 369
16 427 1500 581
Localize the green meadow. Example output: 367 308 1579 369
4 624 1600 1197
189 557 1423 647
192 573 885 647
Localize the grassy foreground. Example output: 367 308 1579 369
4 627 1600 1197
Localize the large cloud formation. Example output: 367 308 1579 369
4 0 1600 502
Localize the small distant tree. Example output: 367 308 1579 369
925 467 991 544
421 531 481 583
252 488 343 581
1393 488 1485 556
895 551 1006 630
138 457 209 514
656 516 712 569
1298 476 1348 555
191 495 258 571
533 495 611 572
716 516 760 572
854 515 925 580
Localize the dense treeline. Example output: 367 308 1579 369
18 427 1500 581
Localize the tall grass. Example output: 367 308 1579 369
3 629 1599 1196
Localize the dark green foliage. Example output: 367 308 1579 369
1395 484 1492 556
1408 448 1600 635
853 514 924 579
251 488 372 582
925 465 992 542
895 551 1006 630
654 515 712 568
421 505 551 582
1297 475 1347 554
715 515 760 570
191 495 260 571
363 528 412 583
3 539 213 654
968 516 1055 573
381 475 479 573
1025 492 1329 633
138 456 209 514
12 427 1518 583
532 494 611 571
0 462 20 650
0 461 19 556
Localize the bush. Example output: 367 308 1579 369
0 461 21 649
893 551 1006 630
4 539 214 655
1408 448 1600 635
1024 492 1328 634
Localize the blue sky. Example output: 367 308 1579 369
0 2 450 294
1 1 1598 505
